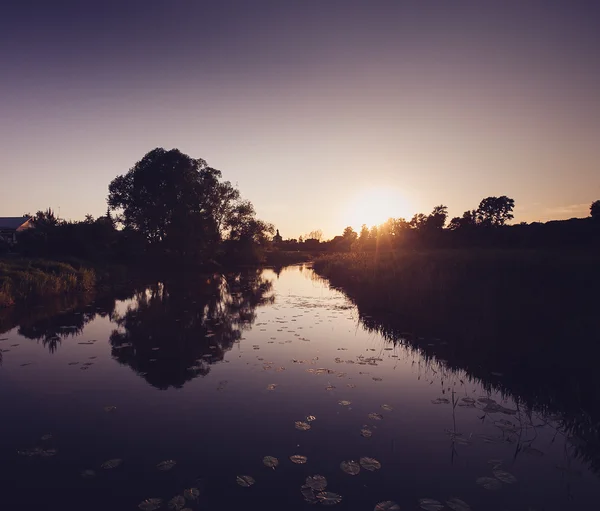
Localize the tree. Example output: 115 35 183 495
448 210 478 230
591 200 600 220
426 205 448 230
306 230 323 242
476 196 515 226
342 226 358 242
107 148 270 259
409 213 427 230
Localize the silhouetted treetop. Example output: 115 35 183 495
591 200 600 220
476 196 515 226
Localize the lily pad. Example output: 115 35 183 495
359 457 381 471
40 448 58 457
316 491 342 505
522 446 544 457
266 383 278 390
372 377 383 381
360 428 373 438
493 469 517 484
301 485 318 504
340 460 360 475
295 421 311 431
374 502 400 511
168 496 186 510
138 498 163 511
290 454 308 464
236 475 255 487
157 459 176 471
306 415 316 422
381 404 393 411
183 488 200 500
338 400 352 406
419 498 444 511
263 456 279 469
305 475 328 490
446 498 471 511
368 412 383 420
476 476 502 490
431 398 450 404
101 458 122 469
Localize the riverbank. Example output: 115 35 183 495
313 248 599 341
0 258 97 308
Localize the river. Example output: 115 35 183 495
0 264 598 510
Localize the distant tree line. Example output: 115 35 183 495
274 197 600 253
5 148 274 265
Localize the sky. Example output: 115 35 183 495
1 0 599 239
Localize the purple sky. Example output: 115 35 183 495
1 0 599 238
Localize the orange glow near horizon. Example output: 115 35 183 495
343 187 414 231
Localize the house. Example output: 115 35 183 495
0 217 34 245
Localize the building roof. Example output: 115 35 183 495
0 217 32 230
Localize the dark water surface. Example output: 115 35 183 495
0 265 598 510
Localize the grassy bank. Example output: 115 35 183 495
313 249 599 341
0 258 96 308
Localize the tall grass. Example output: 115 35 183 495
0 259 96 308
313 248 599 341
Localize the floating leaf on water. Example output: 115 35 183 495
266 384 278 391
347 384 357 388
372 377 383 382
295 421 311 431
461 397 476 404
368 413 383 421
236 475 255 487
338 400 351 406
493 469 517 484
301 485 318 504
374 501 400 511
138 498 163 511
522 446 544 457
168 496 186 510
446 498 471 511
101 458 122 469
306 415 316 422
316 491 342 506
305 475 327 490
104 406 117 413
290 455 308 464
477 397 496 405
40 448 58 457
263 456 279 469
340 460 360 475
68 362 79 366
326 385 336 391
476 476 502 490
418 498 444 511
81 469 96 478
360 428 373 438
359 457 381 471
431 398 450 405
183 488 200 500
381 404 393 411
40 434 52 441
157 459 176 471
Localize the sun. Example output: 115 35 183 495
343 187 413 231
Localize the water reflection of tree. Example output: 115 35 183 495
109 270 273 389
14 293 122 353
